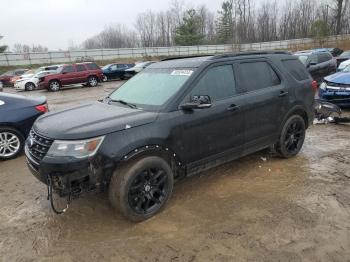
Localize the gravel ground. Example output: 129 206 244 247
0 82 349 262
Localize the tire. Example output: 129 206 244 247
87 76 98 87
102 75 108 82
0 127 24 160
25 82 35 91
48 80 61 92
109 156 174 222
275 115 306 158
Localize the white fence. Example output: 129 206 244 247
1 34 349 66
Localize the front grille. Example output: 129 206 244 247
326 81 350 88
26 129 53 163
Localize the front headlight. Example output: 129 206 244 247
47 136 105 158
319 82 327 90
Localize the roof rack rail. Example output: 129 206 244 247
211 50 291 59
161 55 213 61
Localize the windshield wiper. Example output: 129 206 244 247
107 98 138 109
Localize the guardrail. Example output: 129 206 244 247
1 34 349 66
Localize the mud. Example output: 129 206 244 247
0 83 350 262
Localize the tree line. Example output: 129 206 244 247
1 0 349 52
81 0 349 49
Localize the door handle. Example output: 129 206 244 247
278 91 289 97
227 104 240 112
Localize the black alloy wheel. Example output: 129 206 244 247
128 168 169 214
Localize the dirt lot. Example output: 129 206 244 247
0 82 349 262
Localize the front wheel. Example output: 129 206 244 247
48 80 61 92
276 115 306 158
102 74 108 82
109 156 174 222
0 127 24 160
87 76 98 87
25 82 35 91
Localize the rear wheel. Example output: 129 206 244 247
87 76 98 87
48 80 61 92
25 82 35 91
0 127 24 160
276 115 306 158
109 156 174 222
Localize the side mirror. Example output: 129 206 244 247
180 95 212 110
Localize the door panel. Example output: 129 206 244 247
169 63 245 165
235 60 289 152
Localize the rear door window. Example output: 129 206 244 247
86 63 100 70
76 64 87 72
282 59 310 81
318 53 332 63
236 61 281 93
190 64 236 101
62 65 75 73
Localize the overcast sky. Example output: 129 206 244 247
0 0 226 50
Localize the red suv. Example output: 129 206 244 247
39 62 103 91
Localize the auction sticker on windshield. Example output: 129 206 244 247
171 70 193 76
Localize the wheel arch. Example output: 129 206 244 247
280 105 310 131
120 145 184 179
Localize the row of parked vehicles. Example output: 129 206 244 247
0 61 156 92
0 48 349 222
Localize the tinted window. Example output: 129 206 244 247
310 54 318 64
318 53 332 63
117 64 126 69
76 64 87 72
282 59 310 81
237 62 281 92
62 65 75 73
190 65 236 101
86 63 100 70
110 65 118 71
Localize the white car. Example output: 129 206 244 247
14 70 56 91
338 59 350 71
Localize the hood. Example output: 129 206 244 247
34 101 158 140
325 72 350 85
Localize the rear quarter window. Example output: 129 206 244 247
282 59 310 81
86 63 100 70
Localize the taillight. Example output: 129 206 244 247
311 80 318 90
35 103 49 113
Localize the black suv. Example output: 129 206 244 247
294 50 337 83
25 52 315 221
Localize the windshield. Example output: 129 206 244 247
296 55 309 65
135 62 152 68
108 68 193 110
340 51 350 57
102 64 111 70
343 65 350 72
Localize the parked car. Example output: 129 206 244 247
38 62 103 92
335 50 350 67
314 48 343 57
10 65 62 85
124 61 156 78
0 93 48 160
102 63 134 81
0 69 28 86
338 59 350 71
319 64 350 107
14 70 57 91
26 52 315 221
294 50 337 83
